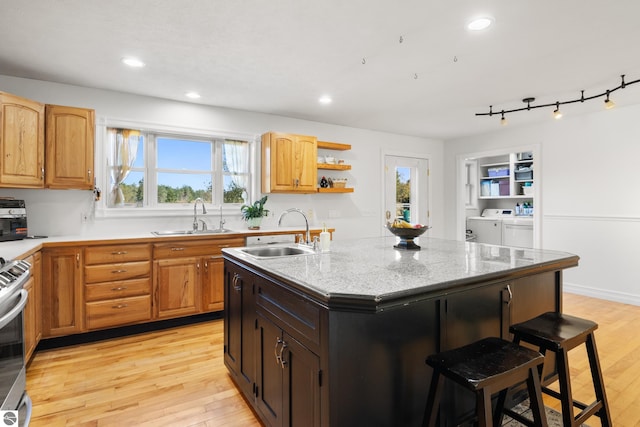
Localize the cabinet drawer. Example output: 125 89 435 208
84 261 150 283
85 244 151 265
153 238 244 258
85 295 151 330
256 278 321 348
85 278 150 302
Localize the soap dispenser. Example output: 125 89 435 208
320 224 330 252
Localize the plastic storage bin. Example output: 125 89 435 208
499 180 510 196
488 167 509 177
515 167 532 180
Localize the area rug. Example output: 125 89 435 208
502 399 589 427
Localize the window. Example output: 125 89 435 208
464 160 478 209
106 128 251 209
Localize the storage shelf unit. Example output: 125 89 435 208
317 140 353 193
479 153 534 199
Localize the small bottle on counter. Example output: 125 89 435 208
320 224 330 252
515 203 521 216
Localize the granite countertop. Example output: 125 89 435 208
0 226 325 261
223 236 579 308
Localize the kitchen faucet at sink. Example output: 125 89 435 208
278 208 311 245
193 198 207 231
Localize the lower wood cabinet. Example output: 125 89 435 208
153 256 201 319
256 312 320 427
84 244 152 330
224 260 257 398
224 259 322 427
42 247 83 337
23 252 42 361
153 237 244 319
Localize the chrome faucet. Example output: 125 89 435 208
278 208 310 245
193 198 207 231
218 205 226 230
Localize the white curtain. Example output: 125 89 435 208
108 128 141 206
223 140 248 198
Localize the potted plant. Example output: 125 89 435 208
240 195 270 229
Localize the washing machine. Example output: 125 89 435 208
466 209 515 245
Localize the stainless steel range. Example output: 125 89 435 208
0 258 32 426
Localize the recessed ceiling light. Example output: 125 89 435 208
467 17 493 31
121 57 145 68
185 91 201 99
319 95 332 105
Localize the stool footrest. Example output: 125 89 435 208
541 386 591 411
575 401 604 426
503 408 538 427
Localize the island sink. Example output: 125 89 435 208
240 245 315 258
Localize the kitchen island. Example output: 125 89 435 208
222 236 579 426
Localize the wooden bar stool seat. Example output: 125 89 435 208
423 337 548 427
510 312 612 427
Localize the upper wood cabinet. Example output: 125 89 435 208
0 92 45 187
45 104 95 189
261 132 317 193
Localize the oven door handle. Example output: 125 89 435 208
0 289 28 330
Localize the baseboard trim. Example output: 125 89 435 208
564 282 640 306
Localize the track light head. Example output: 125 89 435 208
604 90 615 109
553 102 563 119
500 111 507 126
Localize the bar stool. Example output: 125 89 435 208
510 312 612 427
423 337 548 427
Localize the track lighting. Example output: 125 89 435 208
477 74 639 124
553 102 562 119
604 90 615 109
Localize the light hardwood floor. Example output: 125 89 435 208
26 293 640 426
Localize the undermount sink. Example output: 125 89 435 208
240 245 316 258
151 229 233 236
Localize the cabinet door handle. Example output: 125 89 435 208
41 167 45 180
76 253 80 268
111 251 128 255
111 269 127 274
204 261 208 271
88 169 92 178
111 286 128 291
279 340 288 368
504 284 513 306
232 273 242 292
112 304 128 309
274 337 284 366
170 247 185 251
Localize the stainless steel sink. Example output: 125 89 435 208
151 229 233 236
240 245 316 258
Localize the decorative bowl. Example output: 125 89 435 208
386 223 430 250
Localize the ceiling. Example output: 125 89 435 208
2 0 640 140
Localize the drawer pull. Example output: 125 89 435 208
111 286 128 291
111 251 128 255
112 304 128 309
111 269 127 274
171 247 185 251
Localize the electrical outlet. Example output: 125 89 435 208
81 212 89 223
329 209 340 218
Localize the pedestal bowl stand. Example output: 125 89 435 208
386 224 429 250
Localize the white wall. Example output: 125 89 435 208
444 104 640 305
0 75 444 241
